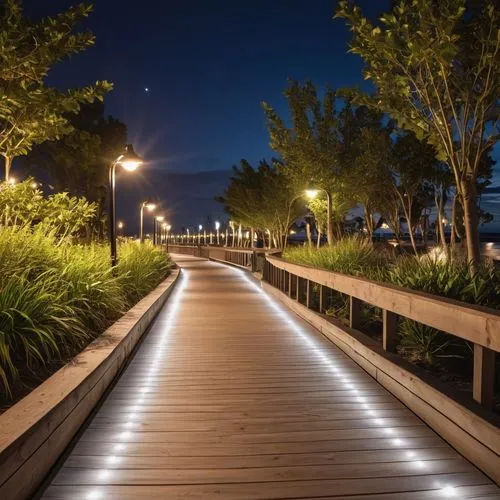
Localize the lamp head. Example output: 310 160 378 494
156 215 165 222
305 189 319 199
143 199 156 212
167 225 172 231
198 224 203 231
215 221 220 230
118 144 144 171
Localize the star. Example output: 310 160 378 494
144 87 150 93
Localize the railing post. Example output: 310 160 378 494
319 285 328 314
473 344 495 409
288 272 292 298
296 276 300 301
350 296 362 330
306 280 311 308
383 310 399 352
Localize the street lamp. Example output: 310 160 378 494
198 224 202 245
140 199 156 243
109 144 144 266
154 215 165 245
305 187 333 245
118 221 125 236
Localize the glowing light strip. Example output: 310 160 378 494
85 271 189 500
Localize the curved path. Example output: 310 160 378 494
40 256 499 499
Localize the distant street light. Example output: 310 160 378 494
198 224 203 245
140 199 156 243
109 144 144 266
215 221 220 245
154 215 165 245
118 221 125 236
8 177 16 186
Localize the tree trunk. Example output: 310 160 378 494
435 196 449 256
3 156 12 182
306 223 312 247
317 227 322 248
326 193 334 246
364 207 374 239
461 179 481 266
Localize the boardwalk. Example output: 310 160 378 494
40 256 499 499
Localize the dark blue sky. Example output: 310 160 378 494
23 0 498 232
27 0 388 173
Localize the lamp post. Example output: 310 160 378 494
186 228 190 245
109 144 144 266
305 188 333 246
154 215 165 245
198 224 202 245
140 199 156 243
215 221 220 245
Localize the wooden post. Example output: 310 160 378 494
288 272 292 298
296 276 300 301
350 296 362 330
306 280 311 308
383 310 399 352
473 344 495 409
319 285 328 314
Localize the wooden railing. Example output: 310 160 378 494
263 254 499 410
167 244 267 273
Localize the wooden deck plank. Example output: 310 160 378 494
39 256 498 499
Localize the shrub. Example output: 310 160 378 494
0 225 171 398
283 237 391 277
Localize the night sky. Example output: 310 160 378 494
22 0 499 234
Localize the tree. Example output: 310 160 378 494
336 0 499 265
27 103 127 239
263 81 353 245
217 159 303 249
0 1 112 181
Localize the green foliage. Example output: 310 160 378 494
116 241 172 305
335 0 500 263
0 178 97 243
283 237 390 277
217 159 303 248
0 0 112 179
0 225 171 398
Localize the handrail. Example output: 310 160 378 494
264 254 499 409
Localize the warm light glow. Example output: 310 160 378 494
305 189 319 199
167 224 171 231
8 177 16 185
118 221 124 229
31 181 39 189
145 202 156 212
156 215 165 222
120 159 142 171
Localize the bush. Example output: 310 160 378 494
283 237 391 278
0 225 171 398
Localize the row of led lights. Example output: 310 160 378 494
231 266 460 498
85 273 189 500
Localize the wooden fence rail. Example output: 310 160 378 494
263 255 499 410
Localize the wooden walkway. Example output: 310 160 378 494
40 256 499 499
